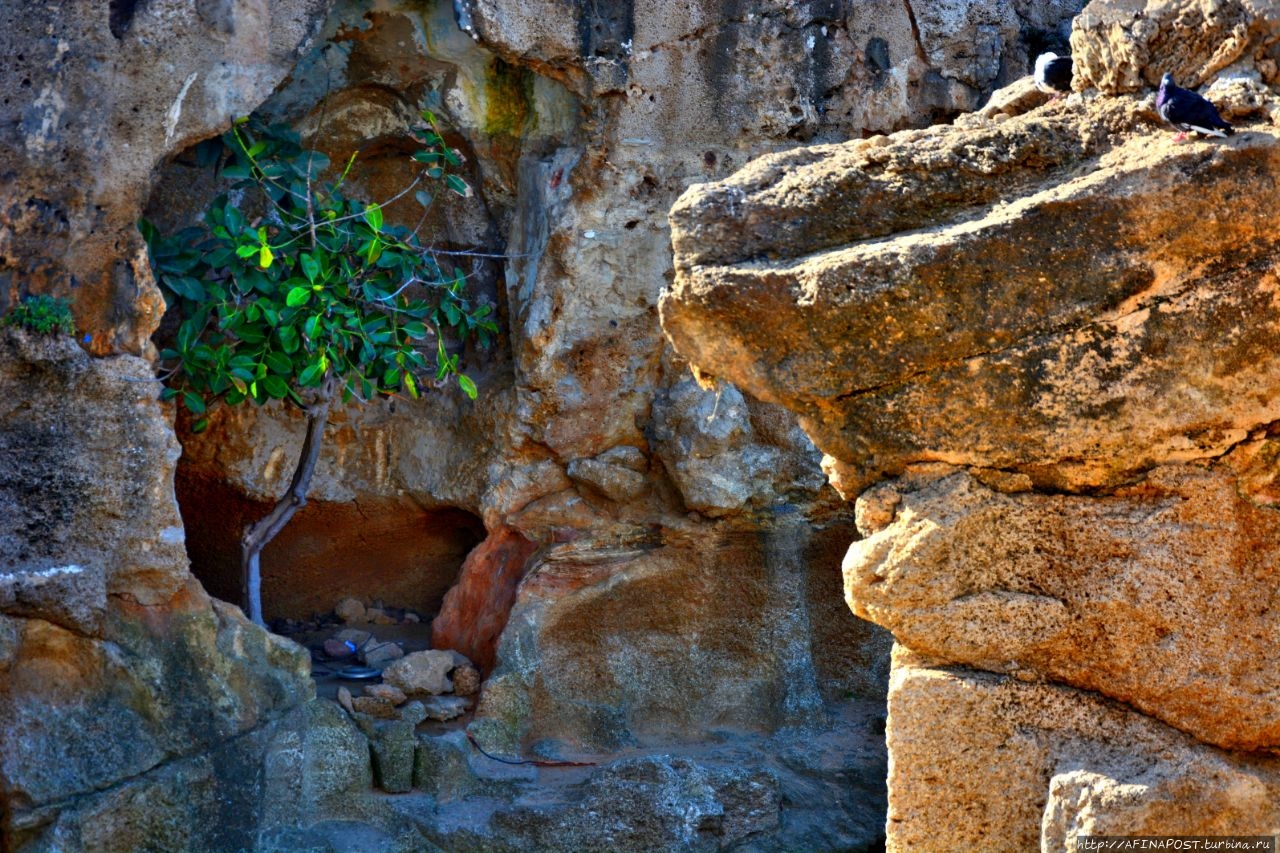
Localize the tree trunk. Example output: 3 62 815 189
241 371 336 626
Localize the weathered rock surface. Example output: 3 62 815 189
0 331 188 608
888 651 1280 852
660 1 1280 847
4 0 1091 849
665 99 1280 493
470 510 884 755
847 464 1280 751
431 525 539 673
1072 0 1280 94
3 586 314 850
0 0 331 355
408 709 887 852
491 756 782 852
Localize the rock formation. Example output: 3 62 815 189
663 0 1280 848
4 0 1086 850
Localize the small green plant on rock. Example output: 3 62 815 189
3 294 76 336
142 111 496 626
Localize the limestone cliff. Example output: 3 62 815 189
662 0 1280 848
4 0 1084 850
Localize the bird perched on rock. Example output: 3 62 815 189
1034 52 1073 98
1156 73 1233 141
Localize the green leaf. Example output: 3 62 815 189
286 286 311 308
263 351 292 375
364 203 383 232
278 325 300 353
183 391 207 415
165 276 206 301
192 417 210 434
261 375 289 399
220 162 251 181
404 372 419 399
458 374 478 400
298 362 324 387
300 252 320 283
259 244 274 268
225 205 245 235
236 244 259 259
445 174 470 197
176 319 200 353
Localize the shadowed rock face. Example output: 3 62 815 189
660 0 1280 846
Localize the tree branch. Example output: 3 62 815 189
240 370 336 625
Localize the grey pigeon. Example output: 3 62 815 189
1156 73 1233 140
1034 53 1073 97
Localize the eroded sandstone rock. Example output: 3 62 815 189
887 651 1280 852
847 464 1280 751
1 0 331 355
1072 0 1280 94
664 99 1280 493
660 4 1280 847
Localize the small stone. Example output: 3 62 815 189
334 628 373 646
400 700 429 727
335 597 367 624
324 638 359 659
452 665 481 697
361 641 405 668
364 683 407 705
352 695 401 720
336 686 355 715
367 607 398 626
402 612 421 624
383 649 456 696
421 695 471 722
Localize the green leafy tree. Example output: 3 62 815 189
142 113 496 626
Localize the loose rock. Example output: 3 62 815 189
364 683 407 706
335 597 367 624
361 641 405 668
336 686 355 716
352 696 401 720
452 665 481 697
383 650 457 696
421 696 471 722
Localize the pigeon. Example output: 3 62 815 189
1156 73 1233 141
1034 52 1073 98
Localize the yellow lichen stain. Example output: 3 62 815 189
483 57 534 140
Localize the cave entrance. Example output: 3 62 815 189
176 469 485 625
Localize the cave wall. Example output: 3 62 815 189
163 0 1079 753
